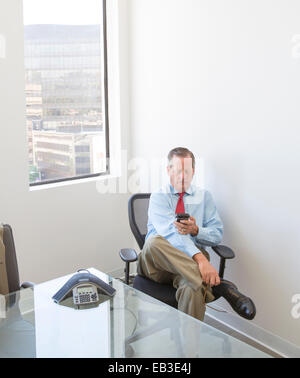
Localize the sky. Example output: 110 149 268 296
23 0 102 25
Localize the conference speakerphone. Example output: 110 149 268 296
52 269 116 306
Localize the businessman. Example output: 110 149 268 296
137 147 255 321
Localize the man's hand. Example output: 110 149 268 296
193 253 221 287
174 215 199 236
174 216 220 286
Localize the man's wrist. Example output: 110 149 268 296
192 252 207 264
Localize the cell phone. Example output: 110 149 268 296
176 213 190 223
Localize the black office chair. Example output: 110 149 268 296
0 224 36 357
1 224 34 295
120 193 256 319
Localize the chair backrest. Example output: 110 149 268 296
1 224 20 294
128 193 151 250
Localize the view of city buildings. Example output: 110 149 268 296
24 24 107 184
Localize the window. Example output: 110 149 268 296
23 0 109 186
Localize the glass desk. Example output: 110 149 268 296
0 268 270 358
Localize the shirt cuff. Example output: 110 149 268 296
184 236 203 258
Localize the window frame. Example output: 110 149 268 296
28 0 110 187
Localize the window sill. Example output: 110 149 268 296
29 174 120 192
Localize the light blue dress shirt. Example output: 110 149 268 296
145 184 224 258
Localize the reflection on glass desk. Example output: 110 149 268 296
0 268 270 358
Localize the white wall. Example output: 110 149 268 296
0 0 132 283
128 0 300 346
1 0 300 351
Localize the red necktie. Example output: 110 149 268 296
175 192 185 214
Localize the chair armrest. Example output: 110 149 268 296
20 281 35 289
119 248 138 263
211 245 235 260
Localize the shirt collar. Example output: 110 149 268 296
168 183 194 195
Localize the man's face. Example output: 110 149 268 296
167 156 195 193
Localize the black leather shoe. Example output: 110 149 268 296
212 280 256 320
